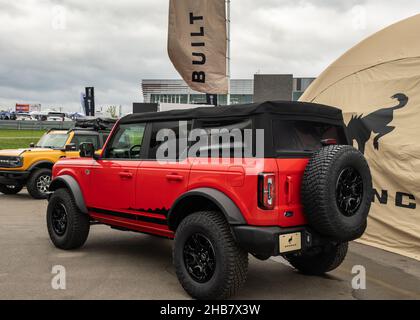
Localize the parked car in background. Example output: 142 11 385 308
69 113 86 121
0 118 116 199
15 113 34 121
0 111 10 120
46 116 65 122
30 111 48 121
0 111 17 120
46 112 73 122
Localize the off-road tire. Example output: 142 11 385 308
173 211 248 300
47 188 90 250
0 183 23 195
287 242 348 275
302 145 372 241
27 168 52 199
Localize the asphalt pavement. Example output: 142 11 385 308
1 190 419 300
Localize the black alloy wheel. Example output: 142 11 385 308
51 202 68 236
183 233 216 283
336 167 363 217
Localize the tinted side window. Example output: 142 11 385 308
147 121 191 161
272 120 347 153
192 118 253 158
104 123 146 159
71 135 99 150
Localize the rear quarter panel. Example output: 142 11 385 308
189 157 309 227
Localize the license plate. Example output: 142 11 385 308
279 232 302 253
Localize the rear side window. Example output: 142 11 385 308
71 135 99 150
192 118 253 158
272 120 347 153
147 121 192 161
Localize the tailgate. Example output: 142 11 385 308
276 158 309 226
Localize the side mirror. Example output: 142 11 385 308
79 142 95 158
65 143 77 152
29 142 35 148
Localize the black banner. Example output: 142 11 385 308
206 93 218 106
84 87 95 116
0 300 412 319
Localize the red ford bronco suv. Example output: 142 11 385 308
46 101 372 300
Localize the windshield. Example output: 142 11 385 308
36 133 69 149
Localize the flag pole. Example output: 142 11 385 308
226 0 231 105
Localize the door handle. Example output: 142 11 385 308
119 172 133 179
166 174 184 182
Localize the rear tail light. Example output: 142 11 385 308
258 173 276 210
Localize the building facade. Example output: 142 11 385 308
142 76 315 105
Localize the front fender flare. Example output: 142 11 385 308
27 161 55 171
49 175 88 214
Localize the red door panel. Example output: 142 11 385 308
135 160 191 215
88 159 140 211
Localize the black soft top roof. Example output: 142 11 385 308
120 101 343 125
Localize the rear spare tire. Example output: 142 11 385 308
301 145 372 242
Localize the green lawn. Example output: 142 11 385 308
0 129 46 150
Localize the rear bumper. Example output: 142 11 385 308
0 170 30 185
231 225 332 258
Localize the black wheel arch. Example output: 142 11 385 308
28 161 54 172
49 175 88 214
168 188 246 231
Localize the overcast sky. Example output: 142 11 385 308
0 0 419 113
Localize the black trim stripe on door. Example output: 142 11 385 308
88 207 167 226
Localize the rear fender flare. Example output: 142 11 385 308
168 188 246 230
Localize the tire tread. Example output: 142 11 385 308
174 211 248 300
47 188 90 250
301 145 372 241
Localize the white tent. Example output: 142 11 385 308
300 14 420 260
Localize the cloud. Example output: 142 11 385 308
0 0 418 113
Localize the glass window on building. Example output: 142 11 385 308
230 95 253 105
216 94 253 106
293 91 303 101
217 95 227 106
190 94 207 104
150 94 189 104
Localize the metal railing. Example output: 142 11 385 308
0 120 75 130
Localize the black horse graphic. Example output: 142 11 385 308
346 93 408 154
